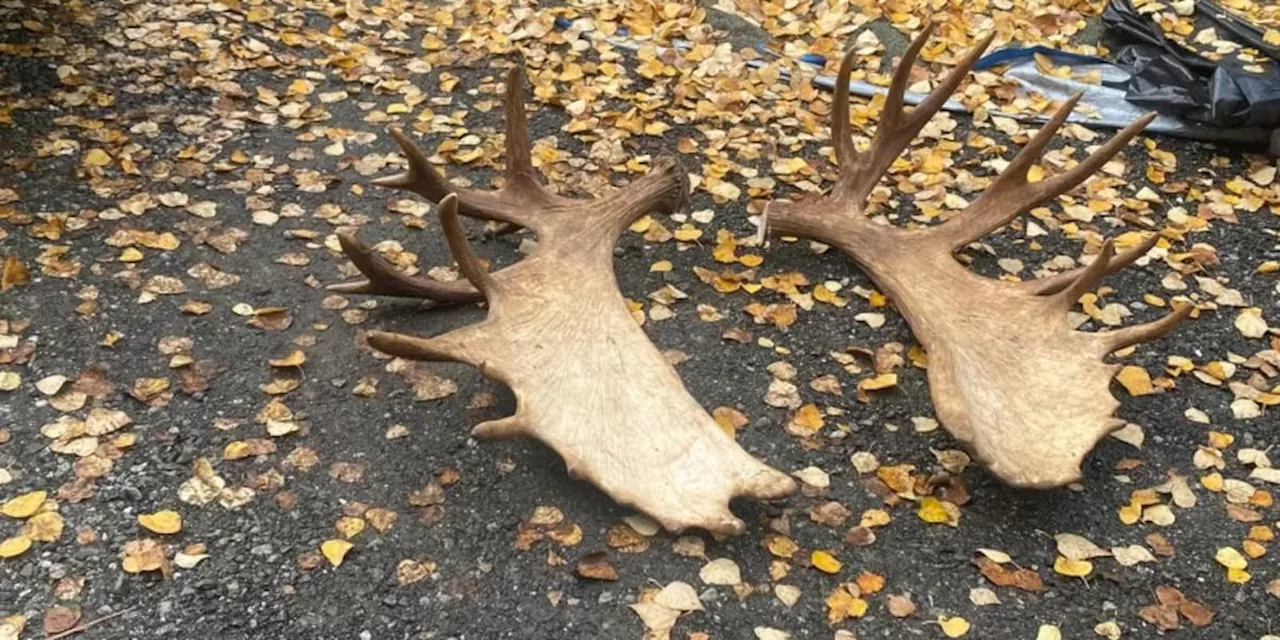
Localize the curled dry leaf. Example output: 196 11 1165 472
575 551 618 581
120 538 168 574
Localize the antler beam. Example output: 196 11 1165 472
767 27 1192 488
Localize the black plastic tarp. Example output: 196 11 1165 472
1102 0 1280 130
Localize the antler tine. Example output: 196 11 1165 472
501 66 539 191
880 22 938 134
328 230 484 303
1052 239 1113 310
1025 233 1160 296
372 128 459 200
838 27 994 206
436 193 500 300
1000 92 1084 181
831 45 861 170
1096 303 1195 353
939 110 1158 249
366 324 486 364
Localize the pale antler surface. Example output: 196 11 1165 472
331 68 795 535
767 26 1193 488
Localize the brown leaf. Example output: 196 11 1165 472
809 501 852 527
886 594 917 618
42 606 80 635
1139 604 1180 632
1154 585 1185 606
844 526 876 547
328 462 366 483
972 556 1044 592
575 551 618 581
604 523 650 553
71 366 113 398
407 480 445 507
1177 599 1214 627
1 255 30 292
1145 532 1175 556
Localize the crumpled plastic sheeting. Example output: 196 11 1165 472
1102 0 1280 130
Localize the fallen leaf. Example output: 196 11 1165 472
1116 366 1154 396
939 615 971 637
0 535 32 558
699 557 742 585
137 510 182 535
1053 556 1093 577
1234 308 1269 338
917 496 960 526
887 594 916 617
811 550 842 574
1 490 47 519
575 551 618 581
120 538 167 574
654 581 703 611
321 539 353 567
1055 533 1110 560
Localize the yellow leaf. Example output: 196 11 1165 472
0 535 32 558
628 215 653 233
766 535 798 558
811 550 842 574
790 404 824 434
1025 164 1045 183
223 441 252 460
1265 29 1280 46
321 539 353 567
1206 431 1234 449
1226 567 1251 583
858 373 898 392
772 157 811 176
649 260 672 273
673 225 703 242
0 371 19 392
1214 546 1247 570
138 510 183 535
1118 500 1142 525
739 254 763 268
917 496 960 526
1 490 47 519
1115 366 1154 396
269 350 307 367
825 584 868 623
83 148 111 167
939 615 971 638
20 512 63 542
335 516 366 539
1053 556 1094 577
860 508 891 527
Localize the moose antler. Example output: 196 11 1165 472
766 25 1193 488
330 67 796 534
